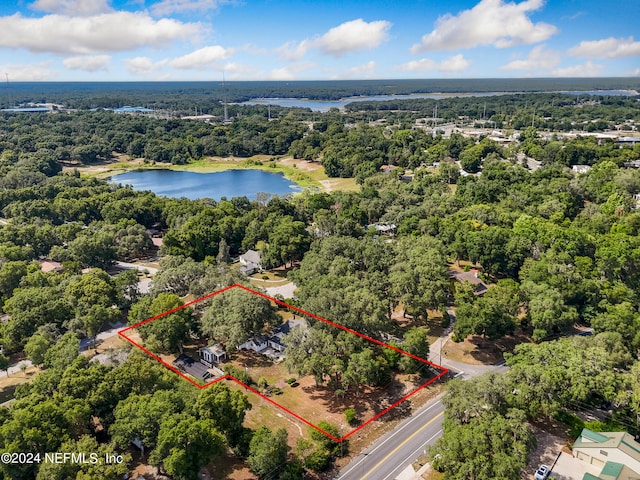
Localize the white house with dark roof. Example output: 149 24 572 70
237 319 307 359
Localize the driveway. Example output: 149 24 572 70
265 282 297 299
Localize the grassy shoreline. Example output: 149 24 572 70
75 155 359 193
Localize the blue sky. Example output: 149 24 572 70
0 0 638 81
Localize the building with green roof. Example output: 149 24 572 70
572 428 640 480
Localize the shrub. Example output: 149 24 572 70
258 377 268 389
286 377 296 385
344 408 357 426
304 448 332 472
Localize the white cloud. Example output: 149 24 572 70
268 62 315 80
439 54 471 72
315 19 391 57
30 0 111 16
338 61 377 79
552 61 604 77
125 56 166 75
411 0 557 53
150 0 231 16
222 62 264 80
63 55 111 71
169 45 232 69
1 62 56 81
0 12 201 54
397 54 470 72
500 44 560 70
277 40 312 61
278 19 391 60
568 36 640 59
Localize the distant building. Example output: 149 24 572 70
38 259 63 273
572 165 592 174
623 160 640 169
450 269 489 295
617 136 640 146
380 164 398 174
112 106 155 114
1 107 51 113
366 223 397 236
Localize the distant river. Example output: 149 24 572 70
240 90 638 112
108 169 302 200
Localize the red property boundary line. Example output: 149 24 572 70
118 283 448 442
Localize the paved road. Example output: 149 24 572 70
114 261 158 275
336 397 446 480
335 306 509 480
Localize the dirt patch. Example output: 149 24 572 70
225 350 442 448
0 367 41 403
521 420 570 479
442 329 530 365
279 157 323 172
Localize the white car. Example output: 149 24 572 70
534 465 550 480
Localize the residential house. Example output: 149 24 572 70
366 223 397 236
39 259 63 273
572 428 640 480
239 249 262 275
450 269 489 295
198 344 227 367
573 165 593 174
238 334 270 353
238 319 307 359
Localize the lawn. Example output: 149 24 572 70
226 350 440 442
442 329 531 365
0 367 41 404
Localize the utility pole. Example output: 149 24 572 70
222 71 229 123
5 73 14 109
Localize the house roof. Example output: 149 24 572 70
202 344 225 356
253 334 270 344
450 269 489 294
574 428 640 460
240 250 261 265
39 260 63 272
601 462 624 479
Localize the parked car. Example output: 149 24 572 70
534 465 550 480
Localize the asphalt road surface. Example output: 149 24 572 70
335 396 445 480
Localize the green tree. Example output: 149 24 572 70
133 293 193 353
110 390 185 451
454 279 520 342
247 426 288 478
149 415 225 480
43 333 80 370
24 333 53 366
0 354 9 376
201 288 278 350
390 236 450 319
194 382 252 445
398 327 430 373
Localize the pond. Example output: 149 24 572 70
108 169 302 201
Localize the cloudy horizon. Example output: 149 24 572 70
0 0 638 81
